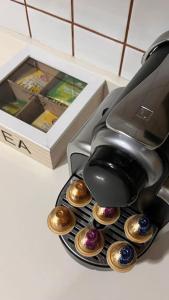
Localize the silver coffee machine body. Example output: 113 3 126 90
54 32 169 270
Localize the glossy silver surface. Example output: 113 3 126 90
158 177 169 205
142 31 169 64
91 128 163 187
67 88 163 186
106 51 169 150
67 88 124 174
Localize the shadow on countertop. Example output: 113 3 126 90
138 229 169 264
57 155 67 167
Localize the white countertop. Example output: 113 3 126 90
0 28 169 300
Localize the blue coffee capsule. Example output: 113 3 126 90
124 214 154 244
107 241 137 272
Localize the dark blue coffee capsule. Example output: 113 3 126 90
124 214 153 244
107 241 137 272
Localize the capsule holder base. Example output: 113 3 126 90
56 175 159 271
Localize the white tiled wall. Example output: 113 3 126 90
128 0 169 50
74 27 123 74
0 0 29 36
74 0 130 41
0 0 169 80
26 0 71 20
28 8 72 54
121 47 143 80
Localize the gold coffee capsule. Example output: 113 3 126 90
75 227 104 257
92 203 120 225
124 214 153 244
107 241 137 272
47 206 76 235
66 179 92 207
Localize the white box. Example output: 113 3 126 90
0 45 105 168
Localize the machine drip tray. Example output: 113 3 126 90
56 174 159 270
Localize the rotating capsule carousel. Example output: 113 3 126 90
47 177 158 272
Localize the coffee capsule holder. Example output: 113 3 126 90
53 174 158 271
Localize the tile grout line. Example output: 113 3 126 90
24 3 72 24
126 44 145 53
118 0 135 76
10 0 141 48
71 0 75 56
10 0 24 5
10 0 123 45
10 0 72 24
74 22 123 45
24 0 32 38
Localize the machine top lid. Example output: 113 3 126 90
106 51 169 150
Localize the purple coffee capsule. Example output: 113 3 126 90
93 203 120 225
75 227 104 257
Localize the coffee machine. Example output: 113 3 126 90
48 32 169 272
